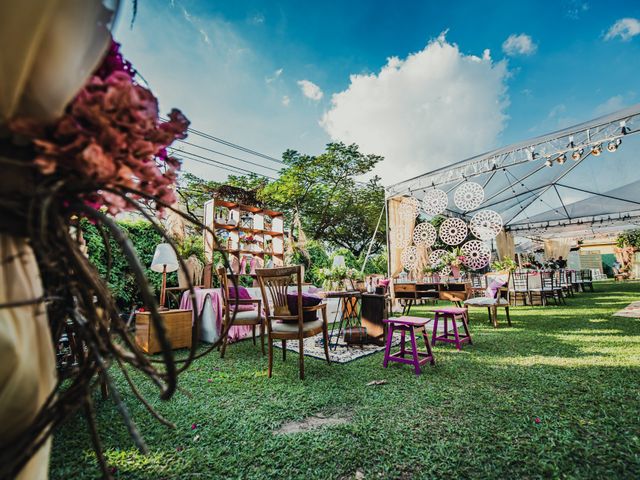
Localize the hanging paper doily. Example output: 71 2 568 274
399 196 420 219
439 218 468 245
393 228 411 248
429 249 448 266
440 265 452 275
461 240 491 270
412 222 437 247
454 182 485 210
401 246 418 270
422 189 448 215
470 210 503 240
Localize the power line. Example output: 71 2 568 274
160 116 284 165
174 139 281 172
169 148 277 180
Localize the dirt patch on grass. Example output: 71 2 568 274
274 411 352 434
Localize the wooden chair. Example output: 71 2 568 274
510 271 530 306
217 267 264 358
256 265 330 380
581 269 594 292
531 271 563 306
464 272 511 327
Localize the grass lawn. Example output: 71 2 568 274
51 280 640 479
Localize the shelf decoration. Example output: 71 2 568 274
470 209 503 240
454 182 485 210
401 245 418 270
461 240 492 270
399 196 420 219
422 189 448 215
412 222 437 247
240 212 254 229
439 217 468 245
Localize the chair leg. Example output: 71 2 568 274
383 323 394 368
252 324 256 345
491 306 498 328
505 306 512 326
298 336 305 380
487 307 492 324
267 335 273 378
282 340 286 361
260 323 265 355
461 313 472 344
220 328 229 358
421 327 436 365
409 327 421 375
451 315 461 351
431 314 439 346
322 311 331 364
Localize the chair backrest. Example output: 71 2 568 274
486 272 510 302
470 273 486 289
541 271 554 290
581 269 592 281
256 265 303 320
512 271 529 290
203 263 214 288
216 266 231 306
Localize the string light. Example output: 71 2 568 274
591 144 602 156
607 138 622 152
556 154 566 164
572 148 583 161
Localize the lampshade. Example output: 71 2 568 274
150 243 179 273
332 255 346 269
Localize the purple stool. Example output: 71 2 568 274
431 307 472 350
382 316 435 375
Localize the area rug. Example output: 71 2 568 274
274 318 436 364
613 301 640 318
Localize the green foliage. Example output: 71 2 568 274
616 229 640 249
176 234 206 264
51 281 640 479
83 219 176 311
491 258 518 272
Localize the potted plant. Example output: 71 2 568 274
442 248 466 277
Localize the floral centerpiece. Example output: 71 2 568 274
491 258 517 272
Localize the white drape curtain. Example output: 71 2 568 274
495 230 515 261
543 239 572 260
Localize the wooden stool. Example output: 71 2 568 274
382 316 435 375
431 307 472 351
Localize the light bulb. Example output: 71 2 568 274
545 158 553 167
572 148 583 161
607 138 621 152
556 154 566 164
591 144 602 156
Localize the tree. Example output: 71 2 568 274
261 142 386 256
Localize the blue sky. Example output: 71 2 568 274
113 0 640 184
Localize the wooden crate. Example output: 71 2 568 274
135 309 192 354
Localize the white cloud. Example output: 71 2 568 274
282 95 290 106
502 34 537 56
266 68 283 83
594 95 626 116
297 80 324 101
321 33 510 184
604 18 640 41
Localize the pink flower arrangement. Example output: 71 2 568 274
10 39 189 215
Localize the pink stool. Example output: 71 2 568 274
431 307 472 350
383 316 435 375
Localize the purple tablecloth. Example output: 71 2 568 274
179 288 253 343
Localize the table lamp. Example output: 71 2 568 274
332 255 346 269
151 243 179 309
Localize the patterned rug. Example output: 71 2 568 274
274 319 436 364
613 301 640 318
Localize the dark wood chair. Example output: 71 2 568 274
581 269 594 292
217 267 264 358
256 265 330 380
510 271 530 305
530 271 563 306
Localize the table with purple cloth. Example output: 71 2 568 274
179 288 254 344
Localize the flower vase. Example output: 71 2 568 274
451 266 460 278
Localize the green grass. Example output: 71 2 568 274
51 281 640 479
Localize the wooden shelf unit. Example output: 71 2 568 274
203 196 285 268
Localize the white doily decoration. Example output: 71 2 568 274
429 249 448 266
422 189 448 215
454 182 485 210
439 218 468 245
412 222 437 247
399 196 420 219
470 210 503 240
461 240 491 270
393 228 411 248
440 265 451 275
401 246 418 270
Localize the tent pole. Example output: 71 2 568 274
360 201 386 273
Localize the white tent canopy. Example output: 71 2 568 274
386 104 640 239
